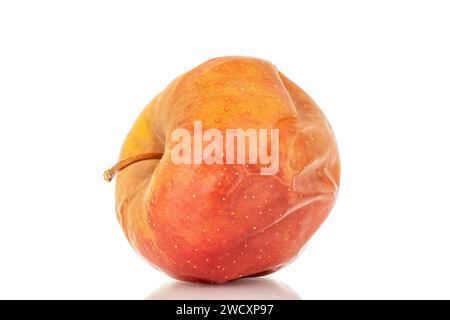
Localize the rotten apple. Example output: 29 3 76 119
105 56 340 284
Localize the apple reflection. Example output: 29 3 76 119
147 277 300 300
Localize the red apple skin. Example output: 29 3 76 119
113 57 340 284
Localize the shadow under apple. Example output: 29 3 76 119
147 277 301 300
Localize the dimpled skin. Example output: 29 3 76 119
114 56 340 284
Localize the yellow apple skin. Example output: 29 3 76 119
113 57 340 284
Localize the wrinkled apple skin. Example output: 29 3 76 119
114 57 340 284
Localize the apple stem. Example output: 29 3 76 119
103 152 163 182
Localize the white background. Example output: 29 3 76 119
0 0 449 299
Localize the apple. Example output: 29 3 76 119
105 56 340 284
